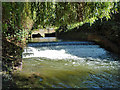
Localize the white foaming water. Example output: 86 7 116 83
23 47 82 60
22 42 120 68
21 42 120 88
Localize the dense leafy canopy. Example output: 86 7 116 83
31 2 119 27
2 2 119 40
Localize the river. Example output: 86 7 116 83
14 37 120 88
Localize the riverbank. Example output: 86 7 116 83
2 37 24 88
56 20 120 56
2 38 23 72
10 41 120 88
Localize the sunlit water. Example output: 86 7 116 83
21 41 120 88
28 37 57 42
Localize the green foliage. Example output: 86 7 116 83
2 2 32 43
2 2 119 40
30 2 119 29
2 2 23 36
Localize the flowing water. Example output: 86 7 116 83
20 40 120 88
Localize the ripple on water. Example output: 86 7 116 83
21 41 120 88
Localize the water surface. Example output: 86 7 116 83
17 41 120 88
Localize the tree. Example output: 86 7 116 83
2 2 119 40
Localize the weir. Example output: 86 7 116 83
21 40 120 88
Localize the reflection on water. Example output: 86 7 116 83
21 41 120 88
28 37 58 42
